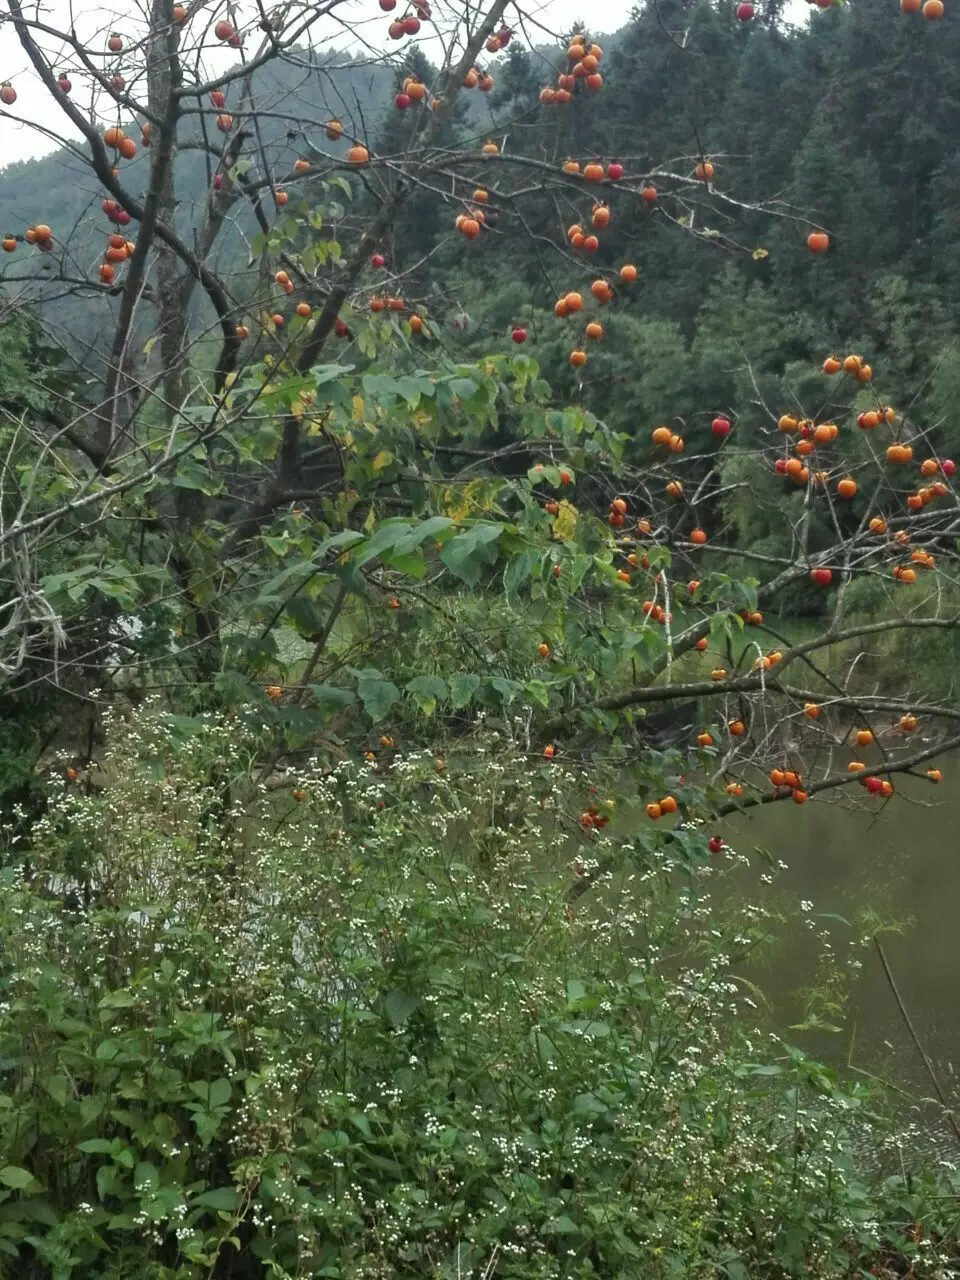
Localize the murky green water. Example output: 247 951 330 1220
728 764 960 1114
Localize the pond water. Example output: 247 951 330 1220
728 763 960 1116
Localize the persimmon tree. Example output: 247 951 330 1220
0 0 955 834
2 8 960 1274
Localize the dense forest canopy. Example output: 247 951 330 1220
4 0 960 407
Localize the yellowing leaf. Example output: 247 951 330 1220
372 449 394 472
442 478 489 521
290 396 305 420
553 500 579 542
352 395 365 422
752 247 769 260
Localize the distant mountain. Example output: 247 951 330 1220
0 50 400 350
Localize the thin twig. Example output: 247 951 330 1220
874 936 960 1150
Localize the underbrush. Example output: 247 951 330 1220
0 706 957 1278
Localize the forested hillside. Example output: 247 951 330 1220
442 0 960 450
0 50 397 340
6 0 960 511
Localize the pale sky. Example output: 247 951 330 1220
0 0 638 167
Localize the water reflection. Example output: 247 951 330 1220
728 764 960 1109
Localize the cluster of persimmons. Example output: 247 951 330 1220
527 335 953 825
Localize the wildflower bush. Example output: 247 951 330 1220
0 705 956 1279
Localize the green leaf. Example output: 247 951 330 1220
190 1077 232 1108
525 679 551 709
361 373 400 400
406 674 447 700
314 530 365 560
309 685 355 715
314 362 353 387
211 1078 231 1107
384 989 419 1028
213 671 260 707
134 1162 159 1193
504 549 538 598
405 675 447 716
355 669 401 721
449 377 479 399
390 516 452 553
448 674 480 708
528 464 560 487
0 1167 40 1191
191 1187 238 1213
348 1108 373 1138
380 551 425 579
45 1075 70 1106
396 374 432 406
87 571 137 606
352 521 411 567
42 565 97 601
98 990 136 1010
166 715 204 743
489 677 522 704
546 1215 580 1235
440 525 502 587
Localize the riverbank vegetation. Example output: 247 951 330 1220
1 0 960 1272
3 708 959 1278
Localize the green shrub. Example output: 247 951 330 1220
0 706 956 1278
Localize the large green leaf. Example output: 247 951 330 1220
448 674 481 708
383 990 419 1028
191 1187 239 1212
354 669 401 721
504 549 539 599
309 686 355 715
440 525 502 586
405 675 448 715
352 521 416 567
488 677 523 704
0 1166 41 1191
389 516 453 556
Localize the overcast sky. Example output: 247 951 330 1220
0 0 640 167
